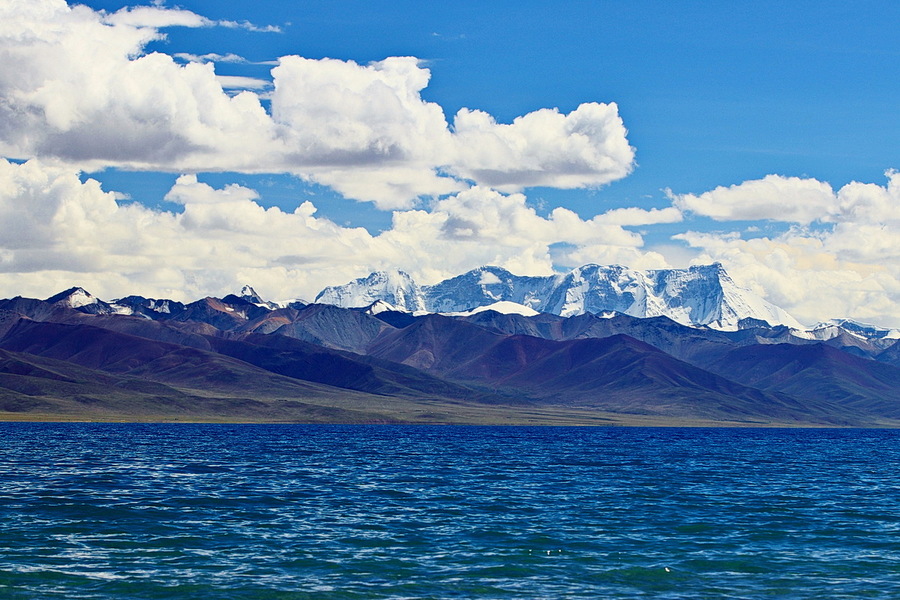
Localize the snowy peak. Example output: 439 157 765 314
828 318 900 341
641 263 803 331
111 295 186 318
798 319 900 344
315 270 426 312
547 263 644 317
43 287 139 316
425 266 530 313
240 285 262 302
44 287 98 309
316 263 805 330
237 285 279 309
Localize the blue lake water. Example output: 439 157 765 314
1 424 900 599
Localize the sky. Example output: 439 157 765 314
1 0 898 327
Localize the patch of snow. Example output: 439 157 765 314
59 288 98 308
448 301 540 317
365 300 399 315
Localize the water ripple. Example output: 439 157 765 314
2 424 900 598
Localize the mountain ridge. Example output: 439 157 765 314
316 263 805 331
31 263 900 335
0 275 897 425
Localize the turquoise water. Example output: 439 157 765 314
1 424 899 599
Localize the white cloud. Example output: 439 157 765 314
2 159 898 325
103 5 280 33
216 75 270 90
0 0 634 207
673 171 900 326
669 174 837 224
176 53 247 64
163 174 260 205
450 102 635 191
218 20 282 33
593 206 683 226
0 1 276 170
0 160 664 303
269 55 460 207
103 6 211 29
834 171 900 225
299 166 466 210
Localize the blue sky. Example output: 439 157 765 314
104 1 900 216
1 0 898 326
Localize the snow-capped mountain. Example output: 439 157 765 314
237 285 281 310
315 264 804 330
44 287 132 315
45 287 102 310
316 270 427 312
827 319 900 341
28 269 897 338
796 318 900 349
110 295 186 318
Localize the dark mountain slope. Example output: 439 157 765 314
0 318 505 406
0 346 397 423
55 313 218 351
458 311 777 365
367 315 856 423
366 314 513 371
705 343 900 417
877 340 900 368
206 332 508 403
239 304 394 353
1 289 897 425
440 333 856 423
170 297 254 331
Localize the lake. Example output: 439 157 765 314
1 423 899 598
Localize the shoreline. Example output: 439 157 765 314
3 412 896 428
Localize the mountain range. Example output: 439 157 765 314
315 263 805 330
0 263 898 425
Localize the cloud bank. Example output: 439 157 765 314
0 0 634 208
3 158 897 327
0 159 663 303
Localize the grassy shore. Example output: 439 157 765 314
2 393 893 427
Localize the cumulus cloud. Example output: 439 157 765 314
3 158 897 325
163 174 260 205
450 102 635 191
0 0 634 207
103 6 211 29
672 171 900 326
669 174 837 224
593 206 683 227
0 160 663 303
0 0 276 171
